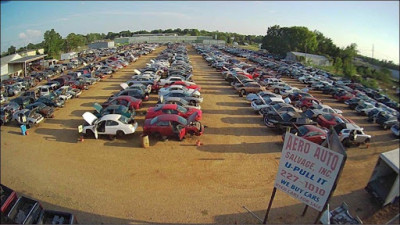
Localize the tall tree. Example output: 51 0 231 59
43 29 64 58
7 45 16 54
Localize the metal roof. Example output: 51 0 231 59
8 54 47 64
381 148 399 172
289 52 329 60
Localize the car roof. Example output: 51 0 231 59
156 114 183 122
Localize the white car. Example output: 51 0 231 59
13 109 44 127
158 85 200 98
246 91 281 102
82 112 138 139
337 123 371 147
158 76 187 86
251 97 285 112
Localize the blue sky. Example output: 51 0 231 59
1 1 399 64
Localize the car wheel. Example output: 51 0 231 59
364 138 370 143
302 106 307 112
342 138 350 147
116 130 124 138
274 88 279 94
383 124 389 130
240 89 246 97
263 116 269 126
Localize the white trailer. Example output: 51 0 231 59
61 52 77 61
366 148 399 206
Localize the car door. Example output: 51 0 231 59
105 120 119 135
156 120 171 136
355 130 367 143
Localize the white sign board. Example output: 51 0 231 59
274 133 344 211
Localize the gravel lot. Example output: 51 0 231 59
1 45 398 224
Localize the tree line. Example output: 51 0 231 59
261 25 396 85
2 28 263 59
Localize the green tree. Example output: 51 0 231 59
7 45 16 54
334 57 343 73
64 33 85 52
43 29 64 58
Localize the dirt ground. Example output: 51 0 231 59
1 45 398 224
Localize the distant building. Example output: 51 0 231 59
286 51 332 66
61 52 78 61
1 53 22 78
114 35 213 44
88 41 115 49
202 40 226 46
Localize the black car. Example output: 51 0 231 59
10 96 34 109
36 96 64 108
376 113 399 129
263 111 316 130
110 89 149 101
26 102 55 118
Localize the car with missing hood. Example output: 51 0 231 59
334 123 371 147
145 104 202 121
282 125 328 145
81 112 138 139
159 97 201 110
159 90 203 106
12 108 44 127
304 104 343 119
264 111 316 130
93 103 136 123
143 112 203 141
26 102 55 118
102 96 142 110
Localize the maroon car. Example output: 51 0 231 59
317 113 354 129
145 104 202 121
143 112 203 141
282 125 327 145
102 96 142 110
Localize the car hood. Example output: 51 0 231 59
82 112 98 125
187 111 198 124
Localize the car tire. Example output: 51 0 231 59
116 130 124 138
364 138 370 143
342 138 350 147
240 89 246 97
302 106 307 112
263 116 269 126
274 88 279 94
383 124 389 130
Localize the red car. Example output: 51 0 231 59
295 97 322 111
282 125 327 145
102 96 142 110
317 113 354 129
162 81 201 91
145 104 202 121
334 92 355 102
143 113 204 141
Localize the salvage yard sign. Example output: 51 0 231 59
274 132 344 212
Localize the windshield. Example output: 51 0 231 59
177 105 188 113
178 116 188 125
118 116 129 124
282 113 291 121
297 126 309 136
150 117 158 125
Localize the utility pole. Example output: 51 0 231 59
372 44 374 58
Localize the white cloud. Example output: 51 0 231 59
19 29 42 40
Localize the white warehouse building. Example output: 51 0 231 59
286 51 332 66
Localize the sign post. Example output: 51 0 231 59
263 131 346 223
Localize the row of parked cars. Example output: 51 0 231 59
80 44 205 142
0 44 157 128
1 184 77 224
196 44 376 147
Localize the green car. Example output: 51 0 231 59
93 103 136 122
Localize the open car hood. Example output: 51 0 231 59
134 69 141 75
120 83 129 90
187 111 198 124
93 103 103 114
82 112 98 125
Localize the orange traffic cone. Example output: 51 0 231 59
196 140 202 146
25 131 29 135
79 136 84 142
